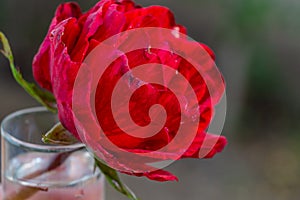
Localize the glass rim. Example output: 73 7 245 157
1 106 85 152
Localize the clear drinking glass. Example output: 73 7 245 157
1 107 105 200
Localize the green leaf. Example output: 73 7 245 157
94 158 140 200
0 31 57 112
42 122 79 145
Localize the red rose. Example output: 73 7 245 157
33 0 227 181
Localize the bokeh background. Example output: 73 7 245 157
1 0 300 199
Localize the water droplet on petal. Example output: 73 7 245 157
172 27 180 38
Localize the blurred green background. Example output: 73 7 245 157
0 0 300 199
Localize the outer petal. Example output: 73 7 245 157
130 170 178 182
32 2 82 92
49 19 82 138
55 2 82 22
182 133 227 158
124 6 175 29
91 4 126 44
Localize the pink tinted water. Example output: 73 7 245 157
3 151 105 200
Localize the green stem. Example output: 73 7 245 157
94 158 140 200
0 31 57 112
